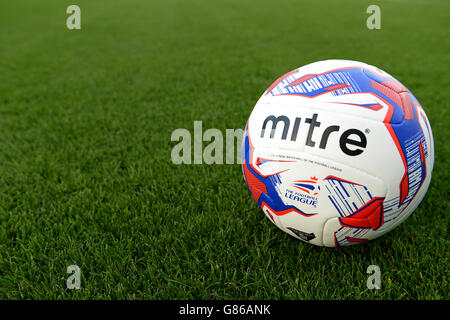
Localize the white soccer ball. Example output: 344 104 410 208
242 60 434 247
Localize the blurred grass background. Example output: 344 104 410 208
0 0 448 299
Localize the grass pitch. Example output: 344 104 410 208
0 0 448 299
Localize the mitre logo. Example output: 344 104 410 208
259 113 368 156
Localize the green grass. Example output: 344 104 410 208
0 0 449 299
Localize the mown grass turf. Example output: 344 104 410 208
0 0 448 299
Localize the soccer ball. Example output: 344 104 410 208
241 60 434 247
